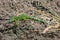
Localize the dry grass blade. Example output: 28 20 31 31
42 7 60 33
42 22 60 33
48 7 59 17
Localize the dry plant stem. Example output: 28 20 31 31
42 7 60 33
42 13 60 33
43 13 60 33
42 22 60 33
48 7 59 17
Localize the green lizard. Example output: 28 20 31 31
10 13 48 26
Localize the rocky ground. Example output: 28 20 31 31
0 0 60 40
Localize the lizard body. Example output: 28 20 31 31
10 13 47 25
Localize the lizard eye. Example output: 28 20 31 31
21 19 24 20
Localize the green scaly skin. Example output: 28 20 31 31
10 13 48 25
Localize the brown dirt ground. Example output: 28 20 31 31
0 0 60 40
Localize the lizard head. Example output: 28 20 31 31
9 16 16 22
